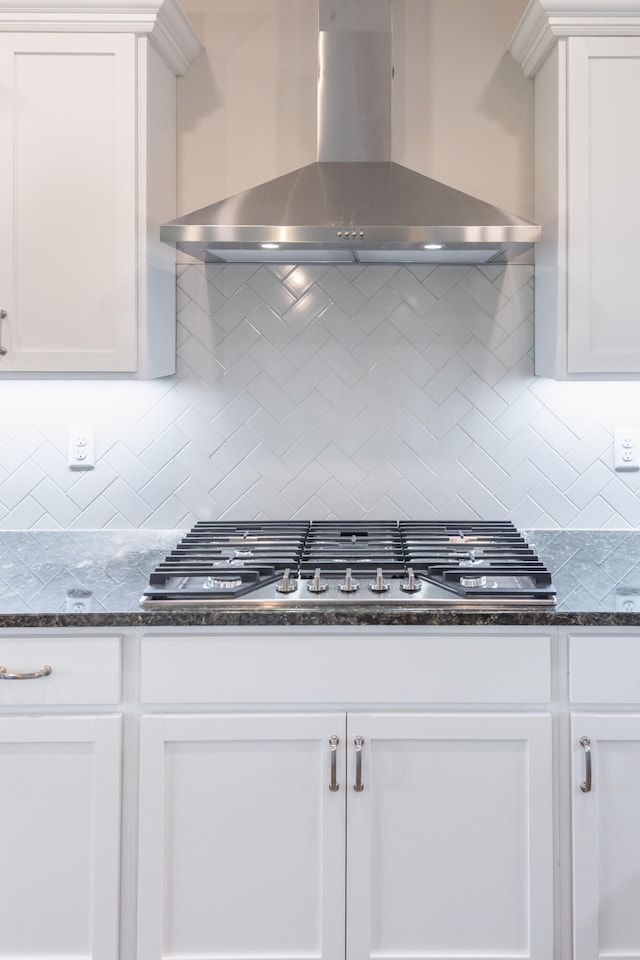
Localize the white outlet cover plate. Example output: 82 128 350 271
614 427 640 471
68 424 95 470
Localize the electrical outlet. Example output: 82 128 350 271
68 424 95 470
614 427 640 471
616 588 640 613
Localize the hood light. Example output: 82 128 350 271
423 243 444 250
260 243 280 249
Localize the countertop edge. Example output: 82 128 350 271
1 608 640 629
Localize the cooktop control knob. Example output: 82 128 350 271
307 567 329 593
400 567 421 593
369 568 389 593
339 568 359 593
275 568 298 594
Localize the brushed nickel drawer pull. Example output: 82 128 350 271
580 736 592 793
354 735 364 792
0 664 53 680
0 309 7 356
329 735 340 792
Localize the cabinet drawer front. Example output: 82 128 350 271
141 631 551 705
570 633 640 703
0 635 121 705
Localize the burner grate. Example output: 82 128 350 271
300 521 405 576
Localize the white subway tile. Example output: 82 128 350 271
4 260 640 529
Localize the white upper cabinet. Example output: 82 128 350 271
0 0 200 377
0 33 137 373
511 1 640 378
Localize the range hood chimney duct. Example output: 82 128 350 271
161 0 540 264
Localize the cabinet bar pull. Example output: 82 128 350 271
0 664 52 680
0 309 7 356
354 735 364 792
329 735 340 791
580 736 592 793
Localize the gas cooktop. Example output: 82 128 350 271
139 520 556 609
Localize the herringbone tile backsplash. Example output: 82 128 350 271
1 261 640 529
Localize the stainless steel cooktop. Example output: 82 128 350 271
139 520 556 609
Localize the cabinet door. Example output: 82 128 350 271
0 33 136 372
0 714 122 960
137 712 347 960
567 37 640 374
346 712 553 960
572 714 640 960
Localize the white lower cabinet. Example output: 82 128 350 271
571 714 640 960
569 631 640 960
0 625 558 960
137 707 553 960
137 712 346 960
347 712 553 960
0 714 122 960
0 633 123 960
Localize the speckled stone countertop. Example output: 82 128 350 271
1 529 640 629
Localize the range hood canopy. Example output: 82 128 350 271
162 0 540 265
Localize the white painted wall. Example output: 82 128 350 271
176 0 318 218
394 0 533 218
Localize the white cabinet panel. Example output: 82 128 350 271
0 7 198 378
0 714 122 960
0 33 137 372
347 712 553 960
137 712 347 960
140 630 552 705
567 37 640 374
572 714 640 960
513 20 640 377
569 632 640 703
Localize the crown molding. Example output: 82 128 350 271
0 0 202 74
510 0 640 75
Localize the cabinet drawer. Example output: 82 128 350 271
0 635 121 705
570 633 640 703
141 630 551 705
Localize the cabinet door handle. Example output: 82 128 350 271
329 735 340 791
354 735 364 792
580 736 592 793
0 664 52 680
0 309 7 356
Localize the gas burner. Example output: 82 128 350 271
140 520 556 608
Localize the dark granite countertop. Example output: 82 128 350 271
1 529 640 629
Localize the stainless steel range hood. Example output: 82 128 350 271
162 0 540 265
